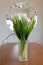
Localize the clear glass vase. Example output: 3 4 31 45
19 40 28 61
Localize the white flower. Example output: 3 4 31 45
34 15 38 28
27 18 30 22
17 13 21 20
6 20 13 31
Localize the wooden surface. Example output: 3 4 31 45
0 42 43 65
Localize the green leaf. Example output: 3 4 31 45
13 16 35 41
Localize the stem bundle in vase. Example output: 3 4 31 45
13 15 36 61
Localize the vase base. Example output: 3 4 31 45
18 57 28 61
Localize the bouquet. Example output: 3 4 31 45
3 14 37 61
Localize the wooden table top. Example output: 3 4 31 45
0 42 43 65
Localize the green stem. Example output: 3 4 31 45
2 33 15 44
21 40 27 59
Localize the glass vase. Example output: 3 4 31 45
19 40 28 61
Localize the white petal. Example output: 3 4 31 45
34 20 37 28
34 15 38 28
20 13 27 18
6 20 13 31
34 15 38 22
27 18 30 22
18 13 21 20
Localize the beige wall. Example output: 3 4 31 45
0 0 43 45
